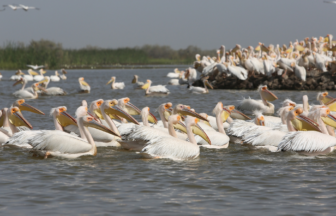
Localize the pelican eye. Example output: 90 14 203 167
87 117 93 121
177 116 181 121
259 116 264 121
229 106 235 111
18 99 24 105
289 107 294 111
262 87 267 91
11 108 19 114
59 108 66 112
323 93 328 96
147 107 150 111
326 109 330 114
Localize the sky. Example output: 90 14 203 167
1 0 336 50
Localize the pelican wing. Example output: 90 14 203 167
13 90 35 99
278 131 336 152
29 131 92 153
149 85 169 93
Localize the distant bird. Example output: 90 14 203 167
3 4 21 10
324 1 336 4
27 65 44 70
19 4 40 11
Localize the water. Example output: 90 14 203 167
0 68 335 215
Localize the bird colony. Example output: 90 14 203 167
2 63 336 160
191 34 336 91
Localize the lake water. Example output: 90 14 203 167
0 68 335 215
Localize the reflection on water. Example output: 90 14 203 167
0 68 335 215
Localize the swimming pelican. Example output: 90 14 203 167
237 85 278 115
78 77 90 93
33 69 46 81
188 79 213 94
167 68 181 78
60 69 67 80
3 106 77 148
10 70 24 81
13 79 45 99
0 107 33 144
140 116 210 160
141 79 170 95
317 92 334 105
37 76 66 95
28 115 119 159
132 75 144 89
106 76 125 89
50 71 60 82
23 69 38 81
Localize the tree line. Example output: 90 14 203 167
0 39 215 69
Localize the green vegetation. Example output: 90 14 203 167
0 40 215 69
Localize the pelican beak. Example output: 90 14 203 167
80 80 90 86
191 119 211 145
37 78 48 84
221 107 232 122
321 111 336 129
230 109 251 120
321 93 333 105
19 102 45 115
106 78 113 85
9 111 33 129
178 107 209 122
325 99 336 112
125 102 141 115
291 115 321 132
94 108 104 120
172 120 188 134
13 79 23 86
141 82 150 90
148 111 158 124
104 106 140 125
204 80 214 89
87 111 100 122
85 119 120 138
164 109 172 121
57 111 77 127
261 87 278 101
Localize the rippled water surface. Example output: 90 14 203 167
0 68 336 215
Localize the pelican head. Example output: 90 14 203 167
228 106 251 120
13 78 27 86
141 107 158 124
132 75 139 83
33 83 46 92
282 99 296 108
213 102 231 122
185 116 211 145
89 99 104 119
253 110 265 126
102 100 139 125
173 104 209 122
317 92 333 105
290 107 321 132
16 70 25 76
321 108 336 129
79 77 90 86
80 116 120 137
52 106 77 127
141 79 152 90
13 99 45 115
8 107 33 129
106 76 116 85
195 54 201 61
118 97 141 115
258 85 278 102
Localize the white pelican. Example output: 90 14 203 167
290 62 306 81
185 68 198 84
317 92 334 105
278 108 336 155
78 77 90 93
141 79 170 95
19 4 40 11
4 106 77 148
167 68 181 78
26 65 44 70
33 69 45 81
196 102 230 148
106 76 125 89
38 76 66 96
0 107 33 144
23 69 38 81
188 79 213 94
29 115 119 159
10 70 24 81
50 71 60 82
140 116 210 160
324 1 336 4
132 75 144 89
3 4 21 10
237 85 278 115
60 69 67 80
13 79 45 99
227 56 248 80
0 73 2 80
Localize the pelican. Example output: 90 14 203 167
23 69 38 81
141 80 170 95
78 77 90 93
60 69 67 80
37 76 66 95
140 116 210 160
3 4 21 10
28 115 119 159
50 71 60 82
33 69 46 81
317 92 334 105
19 4 40 11
0 73 2 80
26 65 44 70
132 75 144 89
196 102 230 148
0 107 33 144
106 76 125 89
237 85 278 115
10 70 24 81
278 107 336 155
167 68 181 78
4 106 77 148
187 79 213 94
13 79 45 99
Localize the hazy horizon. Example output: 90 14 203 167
2 0 336 50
